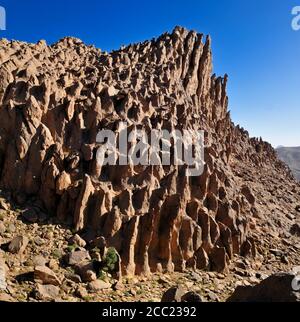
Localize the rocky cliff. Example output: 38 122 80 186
0 27 299 278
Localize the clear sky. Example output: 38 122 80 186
0 0 299 147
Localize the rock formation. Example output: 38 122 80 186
227 273 300 302
0 27 298 277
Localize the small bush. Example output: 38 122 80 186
97 247 119 280
67 244 77 252
52 248 63 259
97 270 107 281
103 247 118 271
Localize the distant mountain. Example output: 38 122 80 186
276 146 300 180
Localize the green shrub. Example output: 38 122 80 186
97 270 107 281
52 248 63 259
103 247 118 271
97 247 119 280
67 244 77 252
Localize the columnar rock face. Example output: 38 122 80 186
0 27 296 276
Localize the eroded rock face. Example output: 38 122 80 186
227 273 300 302
0 27 295 276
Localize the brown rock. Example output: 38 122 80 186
0 293 14 302
74 262 97 282
56 171 71 195
87 280 111 292
181 292 204 302
8 236 29 254
75 285 89 299
209 247 229 273
227 273 300 302
34 266 61 286
35 284 60 301
67 250 91 266
0 222 6 235
161 286 185 302
33 256 48 267
241 185 256 205
0 199 9 211
195 247 209 270
69 234 87 248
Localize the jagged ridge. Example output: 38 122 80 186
0 27 297 276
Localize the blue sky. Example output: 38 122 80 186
0 0 299 147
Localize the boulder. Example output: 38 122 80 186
162 286 204 302
69 234 87 248
67 250 91 266
161 286 186 302
227 273 300 302
35 284 60 301
87 280 111 292
34 266 61 286
8 236 29 254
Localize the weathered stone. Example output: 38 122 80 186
181 292 204 302
33 256 48 267
161 286 185 302
35 284 60 301
0 199 9 211
8 236 29 254
195 247 210 270
74 262 97 282
0 222 6 235
75 285 88 299
0 293 14 302
69 234 87 248
66 273 82 283
209 247 229 273
87 280 111 292
67 250 91 266
34 266 61 286
56 171 71 195
241 185 256 205
227 273 300 302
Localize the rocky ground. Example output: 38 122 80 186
0 189 299 302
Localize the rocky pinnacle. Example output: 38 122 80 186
0 27 298 277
